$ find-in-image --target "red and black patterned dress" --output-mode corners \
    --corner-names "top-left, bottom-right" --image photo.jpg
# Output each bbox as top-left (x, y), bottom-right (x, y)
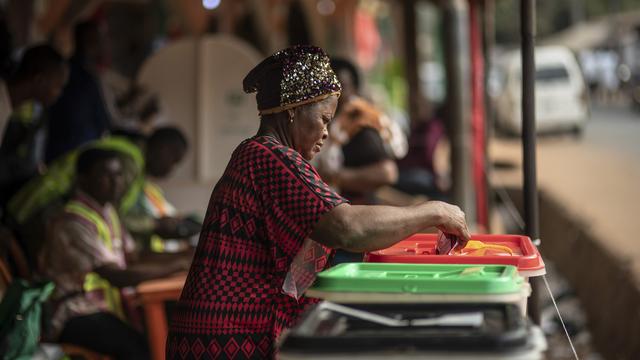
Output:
top-left (167, 136), bottom-right (347, 359)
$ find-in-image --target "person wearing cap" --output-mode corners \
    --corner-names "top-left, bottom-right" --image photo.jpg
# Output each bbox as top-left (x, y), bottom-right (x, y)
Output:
top-left (166, 45), bottom-right (470, 359)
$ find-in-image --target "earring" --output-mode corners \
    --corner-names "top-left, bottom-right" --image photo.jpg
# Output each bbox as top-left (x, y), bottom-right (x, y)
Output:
top-left (289, 117), bottom-right (294, 123)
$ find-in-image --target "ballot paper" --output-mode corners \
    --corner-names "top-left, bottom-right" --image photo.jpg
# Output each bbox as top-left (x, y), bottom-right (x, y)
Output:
top-left (436, 231), bottom-right (461, 255)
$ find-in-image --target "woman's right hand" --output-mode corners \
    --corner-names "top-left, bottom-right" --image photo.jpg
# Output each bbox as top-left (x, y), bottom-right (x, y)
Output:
top-left (313, 200), bottom-right (472, 253)
top-left (429, 201), bottom-right (471, 246)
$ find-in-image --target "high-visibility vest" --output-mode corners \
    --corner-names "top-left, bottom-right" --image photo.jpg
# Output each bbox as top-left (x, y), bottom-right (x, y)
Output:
top-left (64, 200), bottom-right (126, 320)
top-left (143, 181), bottom-right (175, 218)
top-left (142, 181), bottom-right (176, 252)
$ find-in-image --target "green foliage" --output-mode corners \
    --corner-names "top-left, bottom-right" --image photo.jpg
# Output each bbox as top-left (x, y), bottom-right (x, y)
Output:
top-left (370, 58), bottom-right (408, 111)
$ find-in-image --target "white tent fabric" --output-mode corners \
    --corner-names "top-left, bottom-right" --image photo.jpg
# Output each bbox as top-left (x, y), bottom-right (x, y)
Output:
top-left (137, 35), bottom-right (262, 212)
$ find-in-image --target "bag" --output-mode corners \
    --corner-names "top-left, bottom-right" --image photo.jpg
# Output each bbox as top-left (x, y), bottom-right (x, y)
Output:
top-left (282, 238), bottom-right (332, 300)
top-left (0, 279), bottom-right (55, 360)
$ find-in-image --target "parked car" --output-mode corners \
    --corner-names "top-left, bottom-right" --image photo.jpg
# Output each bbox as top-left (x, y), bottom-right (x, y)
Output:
top-left (493, 46), bottom-right (590, 136)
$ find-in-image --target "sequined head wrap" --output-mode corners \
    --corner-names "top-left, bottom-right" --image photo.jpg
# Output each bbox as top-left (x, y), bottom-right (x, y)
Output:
top-left (243, 45), bottom-right (342, 115)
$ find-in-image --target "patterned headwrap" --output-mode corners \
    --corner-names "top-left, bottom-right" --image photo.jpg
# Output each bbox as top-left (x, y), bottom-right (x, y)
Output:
top-left (243, 45), bottom-right (342, 115)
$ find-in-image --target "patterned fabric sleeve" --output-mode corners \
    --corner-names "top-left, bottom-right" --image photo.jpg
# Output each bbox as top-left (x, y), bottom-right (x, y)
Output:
top-left (166, 138), bottom-right (347, 359)
top-left (252, 137), bottom-right (348, 299)
top-left (253, 138), bottom-right (348, 252)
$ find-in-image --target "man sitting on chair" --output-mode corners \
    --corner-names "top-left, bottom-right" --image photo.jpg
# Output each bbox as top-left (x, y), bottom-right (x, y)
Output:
top-left (40, 148), bottom-right (191, 359)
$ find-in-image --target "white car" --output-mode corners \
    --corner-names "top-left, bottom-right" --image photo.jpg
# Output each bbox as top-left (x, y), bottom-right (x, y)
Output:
top-left (493, 46), bottom-right (590, 136)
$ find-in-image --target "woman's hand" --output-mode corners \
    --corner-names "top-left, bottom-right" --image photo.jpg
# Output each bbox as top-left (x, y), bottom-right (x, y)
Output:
top-left (313, 200), bottom-right (471, 253)
top-left (429, 201), bottom-right (471, 247)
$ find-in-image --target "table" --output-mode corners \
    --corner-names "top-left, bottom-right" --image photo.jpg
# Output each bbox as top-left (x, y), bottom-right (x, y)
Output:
top-left (136, 272), bottom-right (187, 360)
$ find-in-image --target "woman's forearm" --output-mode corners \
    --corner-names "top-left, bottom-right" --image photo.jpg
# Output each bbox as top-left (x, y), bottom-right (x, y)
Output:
top-left (95, 253), bottom-right (191, 288)
top-left (312, 201), bottom-right (452, 252)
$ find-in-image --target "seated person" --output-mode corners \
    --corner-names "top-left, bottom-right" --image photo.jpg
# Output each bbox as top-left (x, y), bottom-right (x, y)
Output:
top-left (7, 126), bottom-right (200, 260)
top-left (45, 21), bottom-right (111, 164)
top-left (120, 126), bottom-right (201, 252)
top-left (396, 100), bottom-right (450, 201)
top-left (0, 44), bottom-right (68, 210)
top-left (317, 58), bottom-right (406, 263)
top-left (39, 148), bottom-right (191, 359)
top-left (318, 58), bottom-right (404, 205)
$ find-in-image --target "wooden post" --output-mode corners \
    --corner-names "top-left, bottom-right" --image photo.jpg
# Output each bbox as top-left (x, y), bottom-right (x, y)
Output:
top-left (443, 0), bottom-right (475, 221)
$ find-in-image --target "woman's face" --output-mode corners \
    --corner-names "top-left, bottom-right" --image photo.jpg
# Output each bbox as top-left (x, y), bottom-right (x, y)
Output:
top-left (290, 95), bottom-right (338, 160)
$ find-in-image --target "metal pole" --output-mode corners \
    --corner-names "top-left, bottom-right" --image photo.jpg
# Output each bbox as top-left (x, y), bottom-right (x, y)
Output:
top-left (444, 0), bottom-right (475, 221)
top-left (402, 0), bottom-right (419, 125)
top-left (483, 0), bottom-right (496, 232)
top-left (483, 0), bottom-right (496, 141)
top-left (520, 0), bottom-right (541, 325)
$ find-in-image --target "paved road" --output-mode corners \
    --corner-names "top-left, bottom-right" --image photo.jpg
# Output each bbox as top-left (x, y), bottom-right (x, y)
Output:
top-left (491, 103), bottom-right (640, 360)
top-left (584, 105), bottom-right (640, 159)
top-left (490, 103), bottom-right (640, 277)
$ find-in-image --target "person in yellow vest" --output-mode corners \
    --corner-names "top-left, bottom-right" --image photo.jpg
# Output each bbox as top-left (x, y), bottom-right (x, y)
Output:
top-left (40, 148), bottom-right (191, 359)
top-left (8, 127), bottom-right (198, 262)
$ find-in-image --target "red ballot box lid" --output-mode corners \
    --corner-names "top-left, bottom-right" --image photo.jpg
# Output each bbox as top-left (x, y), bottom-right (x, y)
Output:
top-left (364, 233), bottom-right (545, 277)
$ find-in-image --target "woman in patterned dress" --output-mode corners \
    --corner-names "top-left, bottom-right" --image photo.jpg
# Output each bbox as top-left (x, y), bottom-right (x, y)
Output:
top-left (166, 45), bottom-right (470, 360)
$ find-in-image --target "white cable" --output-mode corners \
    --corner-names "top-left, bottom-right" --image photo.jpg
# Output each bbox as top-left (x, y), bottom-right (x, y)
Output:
top-left (542, 275), bottom-right (580, 360)
top-left (489, 153), bottom-right (578, 359)
top-left (494, 186), bottom-right (526, 230)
